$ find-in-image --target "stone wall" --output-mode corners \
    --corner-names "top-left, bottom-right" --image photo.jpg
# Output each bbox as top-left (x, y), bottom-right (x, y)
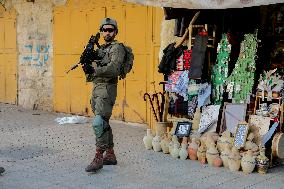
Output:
top-left (3, 0), bottom-right (66, 111)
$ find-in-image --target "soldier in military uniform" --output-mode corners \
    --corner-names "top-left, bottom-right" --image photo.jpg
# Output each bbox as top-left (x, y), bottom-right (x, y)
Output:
top-left (82, 18), bottom-right (126, 173)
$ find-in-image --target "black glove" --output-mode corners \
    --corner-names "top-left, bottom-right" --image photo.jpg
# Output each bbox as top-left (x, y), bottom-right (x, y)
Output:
top-left (82, 63), bottom-right (94, 74)
top-left (89, 32), bottom-right (100, 45)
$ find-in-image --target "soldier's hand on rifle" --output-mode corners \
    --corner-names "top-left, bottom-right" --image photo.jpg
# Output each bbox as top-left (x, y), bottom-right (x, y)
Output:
top-left (89, 32), bottom-right (100, 46)
top-left (82, 63), bottom-right (94, 74)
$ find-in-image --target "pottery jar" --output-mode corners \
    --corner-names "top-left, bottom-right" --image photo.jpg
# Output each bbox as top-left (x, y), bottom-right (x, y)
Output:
top-left (172, 135), bottom-right (180, 148)
top-left (171, 143), bottom-right (180, 159)
top-left (152, 134), bottom-right (162, 152)
top-left (228, 146), bottom-right (241, 172)
top-left (160, 133), bottom-right (170, 154)
top-left (217, 131), bottom-right (231, 152)
top-left (244, 133), bottom-right (258, 153)
top-left (197, 140), bottom-right (207, 164)
top-left (206, 143), bottom-right (219, 166)
top-left (155, 122), bottom-right (168, 137)
top-left (220, 144), bottom-right (231, 168)
top-left (188, 138), bottom-right (199, 160)
top-left (206, 143), bottom-right (219, 165)
top-left (213, 156), bottom-right (223, 167)
top-left (241, 150), bottom-right (256, 174)
top-left (179, 143), bottom-right (188, 160)
top-left (256, 147), bottom-right (269, 174)
top-left (143, 129), bottom-right (153, 150)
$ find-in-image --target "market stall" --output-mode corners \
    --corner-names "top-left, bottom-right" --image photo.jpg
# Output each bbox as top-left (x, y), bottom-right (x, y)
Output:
top-left (141, 2), bottom-right (284, 174)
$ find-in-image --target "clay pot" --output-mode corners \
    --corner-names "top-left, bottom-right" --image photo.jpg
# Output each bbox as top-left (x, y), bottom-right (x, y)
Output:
top-left (155, 122), bottom-right (168, 137)
top-left (170, 135), bottom-right (180, 156)
top-left (199, 157), bottom-right (206, 164)
top-left (220, 144), bottom-right (231, 169)
top-left (256, 147), bottom-right (269, 174)
top-left (228, 147), bottom-right (241, 172)
top-left (241, 150), bottom-right (256, 174)
top-left (179, 143), bottom-right (188, 160)
top-left (152, 134), bottom-right (161, 152)
top-left (160, 133), bottom-right (170, 154)
top-left (213, 156), bottom-right (223, 167)
top-left (217, 131), bottom-right (231, 152)
top-left (197, 140), bottom-right (207, 164)
top-left (244, 133), bottom-right (258, 153)
top-left (206, 143), bottom-right (219, 166)
top-left (143, 129), bottom-right (153, 150)
top-left (188, 138), bottom-right (199, 160)
top-left (171, 143), bottom-right (180, 159)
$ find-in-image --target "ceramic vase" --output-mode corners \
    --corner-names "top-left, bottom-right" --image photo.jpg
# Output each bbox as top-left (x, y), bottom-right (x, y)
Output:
top-left (179, 143), bottom-right (188, 160)
top-left (256, 147), bottom-right (269, 174)
top-left (206, 143), bottom-right (219, 166)
top-left (155, 122), bottom-right (168, 137)
top-left (217, 131), bottom-right (231, 152)
top-left (172, 135), bottom-right (180, 149)
top-left (213, 156), bottom-right (223, 167)
top-left (228, 146), bottom-right (241, 172)
top-left (169, 135), bottom-right (179, 155)
top-left (160, 133), bottom-right (170, 154)
top-left (152, 133), bottom-right (162, 152)
top-left (244, 133), bottom-right (258, 153)
top-left (241, 150), bottom-right (256, 174)
top-left (188, 138), bottom-right (199, 160)
top-left (197, 140), bottom-right (207, 164)
top-left (171, 143), bottom-right (180, 159)
top-left (220, 144), bottom-right (231, 168)
top-left (143, 129), bottom-right (153, 150)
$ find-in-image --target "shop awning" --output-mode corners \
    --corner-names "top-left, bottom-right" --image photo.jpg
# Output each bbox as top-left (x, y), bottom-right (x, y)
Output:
top-left (124, 0), bottom-right (284, 9)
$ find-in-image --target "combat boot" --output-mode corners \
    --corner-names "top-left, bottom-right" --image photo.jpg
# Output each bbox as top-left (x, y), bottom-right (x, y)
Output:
top-left (103, 148), bottom-right (117, 165)
top-left (85, 149), bottom-right (104, 172)
top-left (0, 167), bottom-right (5, 174)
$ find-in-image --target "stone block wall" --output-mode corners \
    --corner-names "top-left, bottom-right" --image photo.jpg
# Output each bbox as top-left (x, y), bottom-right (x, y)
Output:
top-left (4, 0), bottom-right (66, 111)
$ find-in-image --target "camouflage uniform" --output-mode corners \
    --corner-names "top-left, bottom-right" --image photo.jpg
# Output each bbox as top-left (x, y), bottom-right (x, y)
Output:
top-left (85, 40), bottom-right (125, 151)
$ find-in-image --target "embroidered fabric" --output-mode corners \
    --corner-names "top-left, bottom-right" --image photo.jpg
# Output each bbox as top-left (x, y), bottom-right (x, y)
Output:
top-left (188, 95), bottom-right (198, 118)
top-left (197, 83), bottom-right (211, 108)
top-left (183, 49), bottom-right (192, 70)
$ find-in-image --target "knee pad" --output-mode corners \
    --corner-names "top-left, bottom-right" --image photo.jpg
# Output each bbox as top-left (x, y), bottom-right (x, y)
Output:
top-left (92, 115), bottom-right (110, 137)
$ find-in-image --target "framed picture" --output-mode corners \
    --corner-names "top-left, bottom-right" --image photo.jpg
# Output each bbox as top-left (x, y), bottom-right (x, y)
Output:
top-left (174, 121), bottom-right (192, 137)
top-left (234, 122), bottom-right (249, 149)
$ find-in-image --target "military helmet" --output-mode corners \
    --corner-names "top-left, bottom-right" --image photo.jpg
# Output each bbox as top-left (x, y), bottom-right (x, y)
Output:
top-left (100, 18), bottom-right (118, 31)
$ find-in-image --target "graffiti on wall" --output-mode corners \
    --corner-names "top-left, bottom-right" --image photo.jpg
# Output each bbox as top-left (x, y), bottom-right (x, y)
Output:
top-left (22, 42), bottom-right (50, 67)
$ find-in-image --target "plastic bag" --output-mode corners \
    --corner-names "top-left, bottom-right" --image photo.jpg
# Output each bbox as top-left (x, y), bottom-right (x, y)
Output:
top-left (55, 116), bottom-right (89, 125)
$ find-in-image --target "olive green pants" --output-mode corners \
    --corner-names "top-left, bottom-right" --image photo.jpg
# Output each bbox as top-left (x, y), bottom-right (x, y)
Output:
top-left (91, 83), bottom-right (117, 151)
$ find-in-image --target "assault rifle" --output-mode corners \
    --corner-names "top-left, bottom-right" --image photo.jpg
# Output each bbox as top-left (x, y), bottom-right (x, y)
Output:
top-left (66, 32), bottom-right (101, 74)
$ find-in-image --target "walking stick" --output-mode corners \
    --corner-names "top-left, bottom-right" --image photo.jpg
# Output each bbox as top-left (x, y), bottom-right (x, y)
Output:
top-left (144, 93), bottom-right (158, 122)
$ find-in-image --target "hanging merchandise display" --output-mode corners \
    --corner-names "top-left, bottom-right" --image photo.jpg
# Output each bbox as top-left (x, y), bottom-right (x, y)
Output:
top-left (189, 34), bottom-right (209, 79)
top-left (165, 71), bottom-right (189, 100)
top-left (257, 68), bottom-right (284, 101)
top-left (158, 43), bottom-right (184, 75)
top-left (144, 7), bottom-right (284, 175)
top-left (226, 33), bottom-right (258, 103)
top-left (183, 49), bottom-right (192, 70)
top-left (212, 34), bottom-right (231, 105)
top-left (197, 83), bottom-right (211, 108)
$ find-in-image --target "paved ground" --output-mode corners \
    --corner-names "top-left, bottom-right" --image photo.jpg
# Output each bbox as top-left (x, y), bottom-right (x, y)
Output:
top-left (0, 103), bottom-right (283, 189)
